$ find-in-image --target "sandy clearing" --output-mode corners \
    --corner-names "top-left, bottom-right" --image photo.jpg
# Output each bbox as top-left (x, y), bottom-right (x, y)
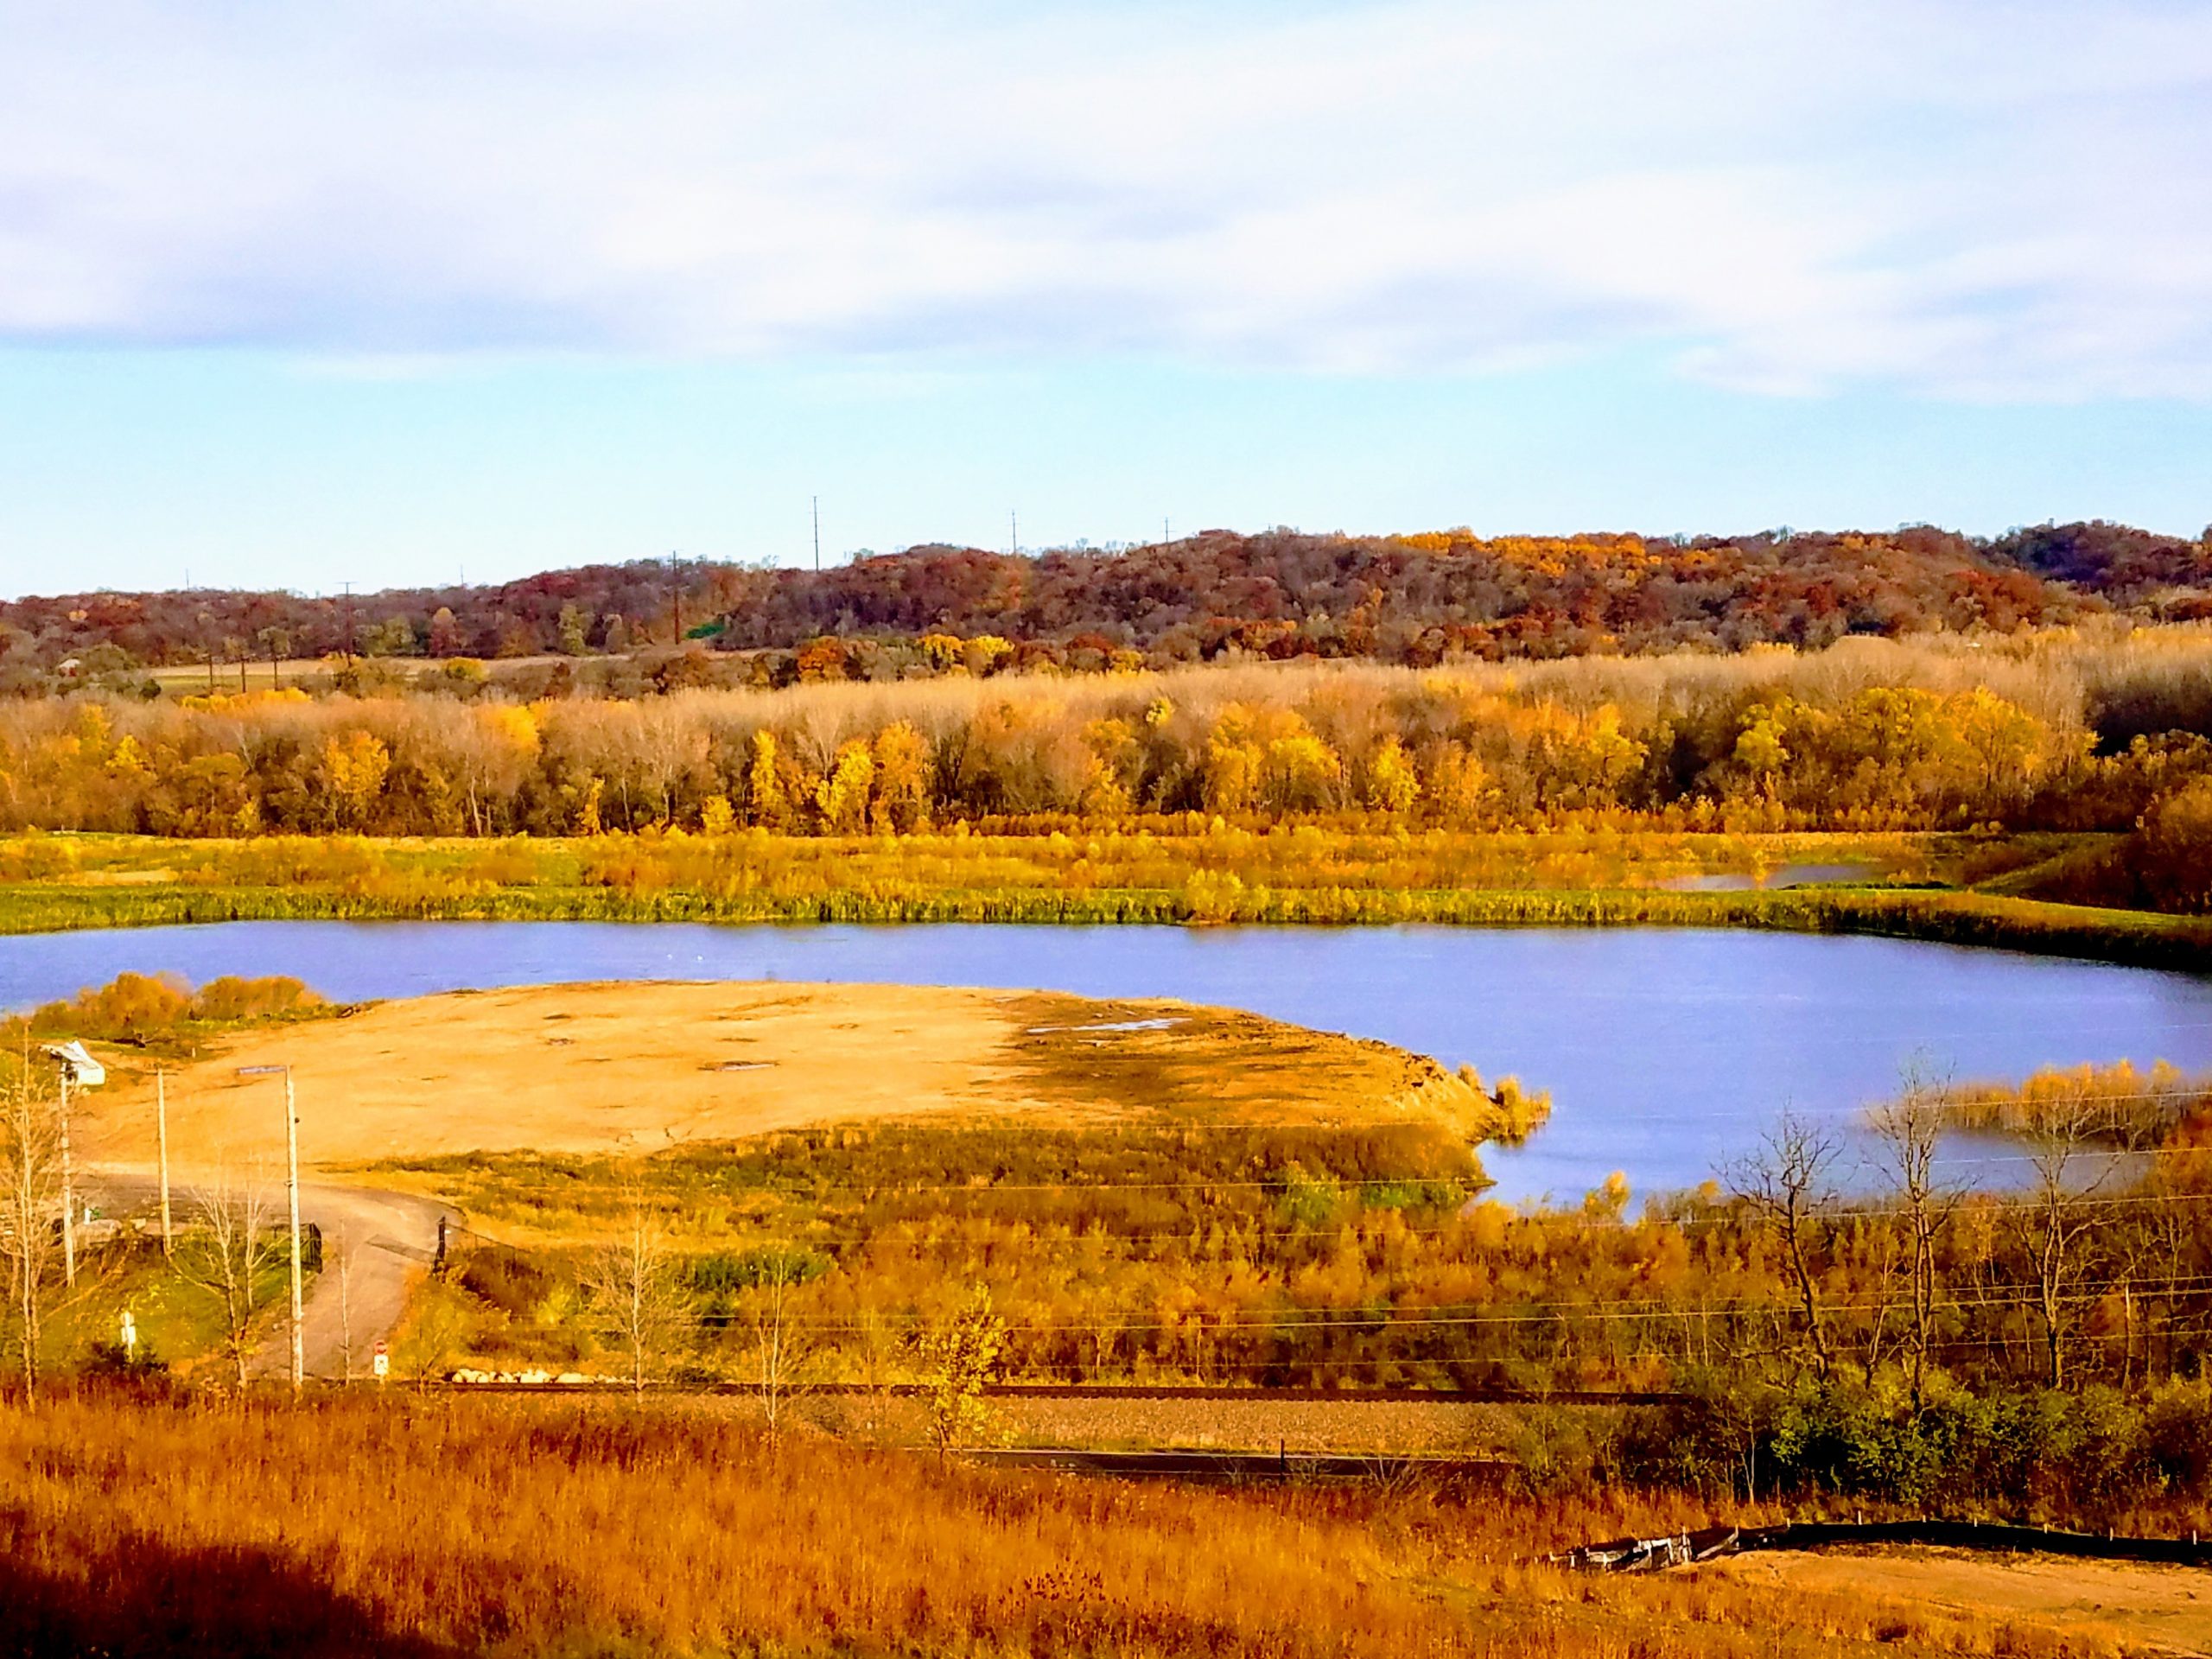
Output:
top-left (73, 980), bottom-right (1440, 1171)
top-left (1701, 1547), bottom-right (2212, 1654)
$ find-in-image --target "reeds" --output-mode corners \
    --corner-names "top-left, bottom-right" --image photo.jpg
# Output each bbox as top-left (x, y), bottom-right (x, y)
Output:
top-left (6, 857), bottom-right (2209, 974)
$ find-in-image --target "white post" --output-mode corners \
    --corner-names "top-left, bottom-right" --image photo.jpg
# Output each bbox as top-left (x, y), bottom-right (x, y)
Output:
top-left (58, 1069), bottom-right (75, 1287)
top-left (156, 1066), bottom-right (173, 1257)
top-left (285, 1068), bottom-right (303, 1391)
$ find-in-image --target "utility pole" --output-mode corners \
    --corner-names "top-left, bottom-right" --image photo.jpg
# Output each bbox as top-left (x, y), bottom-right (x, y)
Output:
top-left (156, 1066), bottom-right (173, 1257)
top-left (812, 496), bottom-right (821, 573)
top-left (57, 1068), bottom-right (74, 1287)
top-left (286, 1066), bottom-right (302, 1390)
top-left (1164, 517), bottom-right (1171, 544)
top-left (340, 582), bottom-right (355, 670)
top-left (669, 552), bottom-right (683, 643)
top-left (239, 1064), bottom-right (305, 1389)
top-left (337, 1226), bottom-right (352, 1381)
top-left (1010, 510), bottom-right (1018, 556)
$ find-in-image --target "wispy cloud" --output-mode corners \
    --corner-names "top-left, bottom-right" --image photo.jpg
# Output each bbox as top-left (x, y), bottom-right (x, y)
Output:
top-left (3, 0), bottom-right (2209, 398)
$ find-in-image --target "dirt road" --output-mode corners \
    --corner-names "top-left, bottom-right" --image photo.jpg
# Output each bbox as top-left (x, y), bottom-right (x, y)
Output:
top-left (1703, 1548), bottom-right (2212, 1655)
top-left (82, 1170), bottom-right (454, 1381)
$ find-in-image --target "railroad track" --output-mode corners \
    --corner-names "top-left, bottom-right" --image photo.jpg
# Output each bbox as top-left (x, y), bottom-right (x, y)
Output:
top-left (420, 1379), bottom-right (1681, 1404)
top-left (971, 1448), bottom-right (1517, 1483)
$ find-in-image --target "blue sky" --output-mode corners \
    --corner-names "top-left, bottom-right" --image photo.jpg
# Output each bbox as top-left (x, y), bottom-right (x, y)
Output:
top-left (3, 1), bottom-right (2209, 597)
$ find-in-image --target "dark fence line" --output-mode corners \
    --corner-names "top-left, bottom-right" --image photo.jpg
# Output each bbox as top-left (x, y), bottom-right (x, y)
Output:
top-left (1744, 1520), bottom-right (2212, 1568)
top-left (1552, 1520), bottom-right (2212, 1573)
top-left (970, 1448), bottom-right (1515, 1484)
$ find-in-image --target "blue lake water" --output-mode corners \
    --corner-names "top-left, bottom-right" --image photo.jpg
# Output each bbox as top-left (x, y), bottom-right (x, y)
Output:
top-left (6, 921), bottom-right (2209, 1202)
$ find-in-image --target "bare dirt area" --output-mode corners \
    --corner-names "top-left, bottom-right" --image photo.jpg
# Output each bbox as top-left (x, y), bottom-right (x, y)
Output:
top-left (74, 980), bottom-right (1457, 1171)
top-left (1701, 1548), bottom-right (2212, 1655)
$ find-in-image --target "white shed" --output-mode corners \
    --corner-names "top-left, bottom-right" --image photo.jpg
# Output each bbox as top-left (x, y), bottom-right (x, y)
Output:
top-left (41, 1041), bottom-right (105, 1087)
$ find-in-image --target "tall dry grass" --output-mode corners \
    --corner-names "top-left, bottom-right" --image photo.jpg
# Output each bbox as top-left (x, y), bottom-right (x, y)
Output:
top-left (0, 1388), bottom-right (2074, 1658)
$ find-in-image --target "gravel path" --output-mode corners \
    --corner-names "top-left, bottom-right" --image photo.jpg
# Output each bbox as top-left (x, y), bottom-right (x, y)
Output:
top-left (82, 1168), bottom-right (455, 1380)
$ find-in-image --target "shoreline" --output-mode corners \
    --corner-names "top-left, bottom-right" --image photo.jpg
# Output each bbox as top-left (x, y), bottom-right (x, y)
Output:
top-left (4, 878), bottom-right (2209, 972)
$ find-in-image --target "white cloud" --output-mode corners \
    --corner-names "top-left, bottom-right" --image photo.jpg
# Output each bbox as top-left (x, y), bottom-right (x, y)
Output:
top-left (2, 0), bottom-right (2209, 397)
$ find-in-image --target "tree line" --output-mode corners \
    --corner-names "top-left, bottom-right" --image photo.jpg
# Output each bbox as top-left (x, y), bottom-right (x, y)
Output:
top-left (7, 520), bottom-right (2211, 688)
top-left (7, 641), bottom-right (2212, 906)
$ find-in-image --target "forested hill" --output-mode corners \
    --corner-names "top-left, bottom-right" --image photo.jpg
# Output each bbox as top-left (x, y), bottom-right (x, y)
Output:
top-left (8, 519), bottom-right (2209, 675)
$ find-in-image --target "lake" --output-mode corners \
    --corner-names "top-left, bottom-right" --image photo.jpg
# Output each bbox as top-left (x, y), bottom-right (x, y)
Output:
top-left (6, 920), bottom-right (2209, 1201)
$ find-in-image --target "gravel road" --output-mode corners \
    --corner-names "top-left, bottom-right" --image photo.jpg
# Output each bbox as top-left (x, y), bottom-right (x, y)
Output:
top-left (81, 1168), bottom-right (455, 1381)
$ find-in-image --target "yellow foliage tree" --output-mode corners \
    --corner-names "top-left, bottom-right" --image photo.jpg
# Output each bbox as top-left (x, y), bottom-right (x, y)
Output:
top-left (1732, 707), bottom-right (1791, 797)
top-left (1425, 743), bottom-right (1497, 827)
top-left (747, 730), bottom-right (789, 829)
top-left (320, 731), bottom-right (391, 830)
top-left (486, 702), bottom-right (541, 755)
top-left (872, 722), bottom-right (931, 832)
top-left (1262, 731), bottom-right (1342, 814)
top-left (105, 734), bottom-right (150, 779)
top-left (963, 637), bottom-right (1014, 677)
top-left (815, 740), bottom-right (875, 833)
top-left (1202, 707), bottom-right (1264, 815)
top-left (1362, 736), bottom-right (1421, 815)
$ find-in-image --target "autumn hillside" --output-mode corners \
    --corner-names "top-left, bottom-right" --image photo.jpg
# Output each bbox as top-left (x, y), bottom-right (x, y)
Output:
top-left (9, 519), bottom-right (2212, 684)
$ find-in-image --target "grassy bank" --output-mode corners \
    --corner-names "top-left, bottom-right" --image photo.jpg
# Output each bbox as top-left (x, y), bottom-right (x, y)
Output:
top-left (5, 868), bottom-right (2211, 972)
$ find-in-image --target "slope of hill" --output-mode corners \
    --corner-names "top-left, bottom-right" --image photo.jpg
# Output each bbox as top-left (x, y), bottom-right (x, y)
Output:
top-left (5, 521), bottom-right (2209, 680)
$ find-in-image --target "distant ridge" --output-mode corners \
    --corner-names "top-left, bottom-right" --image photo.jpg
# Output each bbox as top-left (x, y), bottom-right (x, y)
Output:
top-left (6, 520), bottom-right (2209, 672)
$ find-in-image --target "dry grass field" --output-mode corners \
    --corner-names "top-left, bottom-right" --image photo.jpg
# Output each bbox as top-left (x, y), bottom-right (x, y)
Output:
top-left (1702, 1548), bottom-right (2212, 1656)
top-left (0, 1388), bottom-right (2102, 1659)
top-left (76, 980), bottom-right (1471, 1170)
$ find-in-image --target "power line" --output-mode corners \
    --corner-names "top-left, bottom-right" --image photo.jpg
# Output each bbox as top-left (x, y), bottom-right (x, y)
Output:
top-left (442, 1145), bottom-right (2212, 1205)
top-left (442, 1175), bottom-right (2212, 1272)
top-left (683, 1277), bottom-right (2212, 1334)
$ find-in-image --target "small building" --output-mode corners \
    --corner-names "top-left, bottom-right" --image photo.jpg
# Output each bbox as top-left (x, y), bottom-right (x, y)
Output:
top-left (41, 1040), bottom-right (105, 1088)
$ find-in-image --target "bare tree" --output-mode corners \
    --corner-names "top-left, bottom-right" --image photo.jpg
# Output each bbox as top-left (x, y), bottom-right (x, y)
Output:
top-left (849, 1306), bottom-right (905, 1445)
top-left (1725, 1109), bottom-right (1841, 1378)
top-left (174, 1163), bottom-right (279, 1390)
top-left (581, 1183), bottom-right (692, 1394)
top-left (747, 1253), bottom-right (820, 1434)
top-left (2016, 1095), bottom-right (2113, 1389)
top-left (1870, 1070), bottom-right (1962, 1412)
top-left (2140, 1150), bottom-right (2202, 1384)
top-left (0, 1048), bottom-right (66, 1402)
